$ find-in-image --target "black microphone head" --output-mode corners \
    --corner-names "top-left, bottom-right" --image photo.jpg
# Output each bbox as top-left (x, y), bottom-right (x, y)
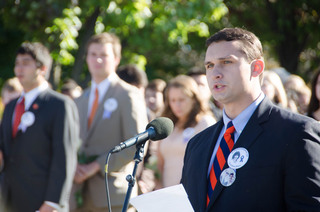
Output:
top-left (146, 117), bottom-right (174, 141)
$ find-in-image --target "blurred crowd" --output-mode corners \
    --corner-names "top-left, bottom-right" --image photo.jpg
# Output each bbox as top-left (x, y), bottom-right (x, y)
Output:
top-left (0, 31), bottom-right (320, 212)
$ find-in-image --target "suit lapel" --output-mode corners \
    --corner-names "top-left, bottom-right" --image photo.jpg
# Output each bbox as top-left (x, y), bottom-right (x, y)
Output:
top-left (28, 89), bottom-right (47, 113)
top-left (234, 98), bottom-right (271, 150)
top-left (197, 121), bottom-right (223, 211)
top-left (6, 100), bottom-right (17, 136)
top-left (207, 98), bottom-right (272, 210)
top-left (206, 120), bottom-right (229, 210)
top-left (79, 89), bottom-right (90, 135)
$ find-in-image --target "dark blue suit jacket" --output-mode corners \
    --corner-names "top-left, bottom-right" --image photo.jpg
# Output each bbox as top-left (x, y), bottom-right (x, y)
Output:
top-left (0, 89), bottom-right (80, 212)
top-left (181, 98), bottom-right (320, 212)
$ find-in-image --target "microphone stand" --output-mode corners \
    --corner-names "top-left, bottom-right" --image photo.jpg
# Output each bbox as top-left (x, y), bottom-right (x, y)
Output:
top-left (122, 142), bottom-right (145, 212)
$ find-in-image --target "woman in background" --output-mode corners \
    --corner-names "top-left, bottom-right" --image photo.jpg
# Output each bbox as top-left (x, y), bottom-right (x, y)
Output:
top-left (1, 77), bottom-right (23, 106)
top-left (0, 77), bottom-right (23, 121)
top-left (285, 74), bottom-right (311, 114)
top-left (261, 71), bottom-right (288, 108)
top-left (307, 68), bottom-right (320, 121)
top-left (157, 75), bottom-right (216, 188)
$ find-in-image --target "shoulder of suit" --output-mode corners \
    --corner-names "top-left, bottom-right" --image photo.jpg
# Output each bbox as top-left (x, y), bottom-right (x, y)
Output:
top-left (6, 97), bottom-right (19, 108)
top-left (199, 114), bottom-right (217, 125)
top-left (188, 122), bottom-right (219, 145)
top-left (264, 104), bottom-right (320, 134)
top-left (2, 98), bottom-right (18, 117)
top-left (43, 88), bottom-right (69, 100)
top-left (184, 126), bottom-right (214, 155)
top-left (40, 89), bottom-right (75, 108)
top-left (115, 78), bottom-right (141, 94)
top-left (74, 88), bottom-right (90, 103)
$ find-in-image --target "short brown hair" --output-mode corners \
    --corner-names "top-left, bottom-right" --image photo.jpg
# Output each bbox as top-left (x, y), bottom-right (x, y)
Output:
top-left (206, 27), bottom-right (263, 62)
top-left (146, 79), bottom-right (167, 92)
top-left (117, 64), bottom-right (148, 88)
top-left (17, 42), bottom-right (52, 80)
top-left (86, 32), bottom-right (122, 59)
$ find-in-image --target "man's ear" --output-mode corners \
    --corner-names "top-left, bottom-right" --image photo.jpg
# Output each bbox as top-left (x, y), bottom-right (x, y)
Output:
top-left (38, 65), bottom-right (48, 78)
top-left (251, 59), bottom-right (264, 77)
top-left (115, 57), bottom-right (121, 67)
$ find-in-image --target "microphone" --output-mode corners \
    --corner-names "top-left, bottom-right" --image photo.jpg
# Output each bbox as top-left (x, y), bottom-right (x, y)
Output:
top-left (111, 117), bottom-right (174, 153)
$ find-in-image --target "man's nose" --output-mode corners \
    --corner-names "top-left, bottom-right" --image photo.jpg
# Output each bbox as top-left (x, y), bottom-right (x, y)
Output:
top-left (210, 67), bottom-right (222, 79)
top-left (96, 58), bottom-right (103, 63)
top-left (149, 97), bottom-right (156, 103)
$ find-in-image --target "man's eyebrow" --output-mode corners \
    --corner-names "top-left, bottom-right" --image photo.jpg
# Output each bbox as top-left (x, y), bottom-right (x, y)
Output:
top-left (217, 56), bottom-right (233, 60)
top-left (204, 61), bottom-right (212, 66)
top-left (204, 56), bottom-right (234, 65)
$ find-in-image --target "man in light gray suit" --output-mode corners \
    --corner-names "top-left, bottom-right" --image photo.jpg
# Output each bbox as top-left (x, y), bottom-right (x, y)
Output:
top-left (70, 32), bottom-right (148, 212)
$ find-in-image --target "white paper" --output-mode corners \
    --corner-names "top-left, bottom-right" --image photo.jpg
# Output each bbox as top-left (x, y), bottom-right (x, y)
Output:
top-left (130, 184), bottom-right (194, 212)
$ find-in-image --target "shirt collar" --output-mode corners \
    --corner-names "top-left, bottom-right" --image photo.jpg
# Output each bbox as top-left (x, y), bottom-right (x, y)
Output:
top-left (222, 93), bottom-right (265, 134)
top-left (90, 73), bottom-right (116, 102)
top-left (20, 81), bottom-right (49, 110)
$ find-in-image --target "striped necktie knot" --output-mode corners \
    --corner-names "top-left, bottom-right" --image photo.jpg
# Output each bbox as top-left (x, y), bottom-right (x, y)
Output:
top-left (224, 121), bottom-right (235, 150)
top-left (226, 121), bottom-right (235, 134)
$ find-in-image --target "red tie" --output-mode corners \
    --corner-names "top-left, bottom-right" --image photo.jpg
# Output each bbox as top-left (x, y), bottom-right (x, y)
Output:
top-left (88, 88), bottom-right (99, 128)
top-left (12, 97), bottom-right (25, 138)
top-left (207, 121), bottom-right (235, 206)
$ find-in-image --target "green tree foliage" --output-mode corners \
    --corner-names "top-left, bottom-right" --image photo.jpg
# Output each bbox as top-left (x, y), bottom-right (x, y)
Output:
top-left (66, 0), bottom-right (228, 85)
top-left (225, 0), bottom-right (320, 78)
top-left (0, 0), bottom-right (72, 86)
top-left (0, 0), bottom-right (228, 88)
top-left (1, 0), bottom-right (319, 89)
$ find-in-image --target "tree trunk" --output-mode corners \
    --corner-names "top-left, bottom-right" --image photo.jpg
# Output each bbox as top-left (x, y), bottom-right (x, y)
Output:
top-left (72, 7), bottom-right (101, 87)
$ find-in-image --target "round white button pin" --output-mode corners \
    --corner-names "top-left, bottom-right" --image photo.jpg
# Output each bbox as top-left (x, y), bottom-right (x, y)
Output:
top-left (227, 147), bottom-right (249, 169)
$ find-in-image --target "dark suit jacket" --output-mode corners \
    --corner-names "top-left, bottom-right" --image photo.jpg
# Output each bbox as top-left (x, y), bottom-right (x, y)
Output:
top-left (181, 98), bottom-right (320, 212)
top-left (0, 88), bottom-right (80, 212)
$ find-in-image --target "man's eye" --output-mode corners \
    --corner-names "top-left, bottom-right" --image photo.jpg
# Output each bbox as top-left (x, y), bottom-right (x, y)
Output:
top-left (223, 60), bottom-right (232, 64)
top-left (206, 64), bottom-right (214, 69)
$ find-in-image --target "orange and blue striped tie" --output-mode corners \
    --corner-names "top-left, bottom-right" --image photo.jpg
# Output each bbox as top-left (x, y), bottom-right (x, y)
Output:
top-left (207, 121), bottom-right (235, 206)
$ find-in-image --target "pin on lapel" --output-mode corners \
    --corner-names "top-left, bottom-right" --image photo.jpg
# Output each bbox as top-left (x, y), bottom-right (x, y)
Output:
top-left (32, 103), bottom-right (39, 110)
top-left (20, 111), bottom-right (35, 132)
top-left (103, 98), bottom-right (118, 119)
top-left (227, 147), bottom-right (249, 170)
top-left (220, 168), bottom-right (236, 187)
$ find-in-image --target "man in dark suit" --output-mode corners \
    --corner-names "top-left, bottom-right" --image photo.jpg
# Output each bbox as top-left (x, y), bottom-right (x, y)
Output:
top-left (181, 27), bottom-right (320, 212)
top-left (0, 42), bottom-right (80, 212)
